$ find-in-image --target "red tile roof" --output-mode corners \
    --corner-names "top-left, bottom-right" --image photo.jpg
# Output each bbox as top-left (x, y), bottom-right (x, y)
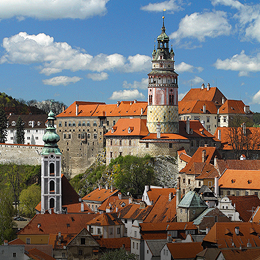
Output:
top-left (119, 204), bottom-right (153, 220)
top-left (195, 163), bottom-right (219, 179)
top-left (82, 188), bottom-right (119, 203)
top-left (219, 169), bottom-right (260, 190)
top-left (98, 195), bottom-right (130, 212)
top-left (203, 222), bottom-right (260, 248)
top-left (25, 248), bottom-right (55, 260)
top-left (8, 238), bottom-right (26, 245)
top-left (97, 237), bottom-right (131, 251)
top-left (105, 118), bottom-right (149, 137)
top-left (48, 233), bottom-right (75, 249)
top-left (178, 148), bottom-right (191, 163)
top-left (219, 100), bottom-right (252, 115)
top-left (167, 242), bottom-right (203, 259)
top-left (141, 133), bottom-right (188, 141)
top-left (140, 222), bottom-right (197, 232)
top-left (147, 187), bottom-right (176, 205)
top-left (86, 213), bottom-right (123, 226)
top-left (227, 195), bottom-right (260, 222)
top-left (179, 100), bottom-right (218, 114)
top-left (220, 247), bottom-right (260, 260)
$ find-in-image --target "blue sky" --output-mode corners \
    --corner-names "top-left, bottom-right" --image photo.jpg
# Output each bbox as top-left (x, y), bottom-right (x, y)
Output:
top-left (1, 0), bottom-right (260, 112)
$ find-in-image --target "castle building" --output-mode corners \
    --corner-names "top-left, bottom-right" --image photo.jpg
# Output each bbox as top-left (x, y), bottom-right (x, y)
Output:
top-left (41, 110), bottom-right (62, 214)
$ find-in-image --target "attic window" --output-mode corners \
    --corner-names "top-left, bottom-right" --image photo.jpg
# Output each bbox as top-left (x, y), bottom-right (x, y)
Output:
top-left (111, 127), bottom-right (117, 133)
top-left (248, 180), bottom-right (252, 184)
top-left (128, 127), bottom-right (134, 133)
top-left (12, 121), bottom-right (16, 126)
top-left (231, 179), bottom-right (236, 183)
top-left (37, 121), bottom-right (41, 126)
top-left (231, 107), bottom-right (234, 110)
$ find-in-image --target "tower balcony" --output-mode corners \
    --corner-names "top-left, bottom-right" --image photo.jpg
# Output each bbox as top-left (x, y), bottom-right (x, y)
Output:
top-left (148, 83), bottom-right (177, 88)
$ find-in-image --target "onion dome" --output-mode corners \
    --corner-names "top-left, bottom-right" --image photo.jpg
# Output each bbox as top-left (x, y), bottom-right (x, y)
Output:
top-left (41, 110), bottom-right (61, 155)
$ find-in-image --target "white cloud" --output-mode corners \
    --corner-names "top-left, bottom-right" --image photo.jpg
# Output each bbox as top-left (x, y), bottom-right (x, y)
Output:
top-left (189, 76), bottom-right (204, 85)
top-left (0, 32), bottom-right (151, 75)
top-left (0, 0), bottom-right (109, 20)
top-left (175, 62), bottom-right (203, 73)
top-left (109, 89), bottom-right (145, 100)
top-left (141, 0), bottom-right (182, 12)
top-left (252, 90), bottom-right (260, 104)
top-left (42, 76), bottom-right (82, 86)
top-left (87, 72), bottom-right (108, 81)
top-left (178, 92), bottom-right (187, 101)
top-left (123, 78), bottom-right (148, 90)
top-left (214, 50), bottom-right (260, 76)
top-left (211, 0), bottom-right (243, 10)
top-left (170, 11), bottom-right (231, 42)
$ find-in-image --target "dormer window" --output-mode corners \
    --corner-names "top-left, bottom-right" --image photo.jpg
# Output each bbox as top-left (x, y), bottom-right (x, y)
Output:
top-left (128, 127), bottom-right (134, 133)
top-left (111, 127), bottom-right (117, 133)
top-left (12, 121), bottom-right (16, 126)
top-left (37, 121), bottom-right (41, 126)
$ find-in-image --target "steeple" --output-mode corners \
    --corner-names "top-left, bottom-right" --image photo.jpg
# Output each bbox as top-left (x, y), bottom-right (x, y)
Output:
top-left (41, 109), bottom-right (62, 214)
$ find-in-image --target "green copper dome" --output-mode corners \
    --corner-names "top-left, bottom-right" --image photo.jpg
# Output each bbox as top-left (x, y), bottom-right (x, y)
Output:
top-left (41, 110), bottom-right (61, 155)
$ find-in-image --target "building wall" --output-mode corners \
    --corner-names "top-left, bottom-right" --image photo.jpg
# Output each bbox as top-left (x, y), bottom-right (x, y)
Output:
top-left (18, 234), bottom-right (49, 244)
top-left (220, 188), bottom-right (260, 198)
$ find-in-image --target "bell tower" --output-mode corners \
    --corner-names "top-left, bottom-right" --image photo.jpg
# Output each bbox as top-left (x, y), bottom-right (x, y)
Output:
top-left (41, 109), bottom-right (62, 214)
top-left (147, 16), bottom-right (179, 134)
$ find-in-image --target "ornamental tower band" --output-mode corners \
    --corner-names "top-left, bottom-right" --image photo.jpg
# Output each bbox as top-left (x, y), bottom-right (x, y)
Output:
top-left (147, 16), bottom-right (179, 134)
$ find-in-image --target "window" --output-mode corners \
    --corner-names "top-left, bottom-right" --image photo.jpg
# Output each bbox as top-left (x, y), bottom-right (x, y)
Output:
top-left (149, 95), bottom-right (153, 105)
top-left (110, 140), bottom-right (112, 145)
top-left (169, 94), bottom-right (174, 105)
top-left (78, 121), bottom-right (81, 126)
top-left (27, 130), bottom-right (30, 133)
top-left (68, 134), bottom-right (71, 139)
top-left (137, 243), bottom-right (138, 250)
top-left (119, 140), bottom-right (122, 146)
top-left (13, 253), bottom-right (16, 257)
top-left (188, 179), bottom-right (190, 185)
top-left (183, 178), bottom-right (185, 184)
top-left (134, 231), bottom-right (137, 237)
top-left (245, 191), bottom-right (249, 196)
top-left (109, 228), bottom-right (113, 235)
top-left (78, 250), bottom-right (82, 256)
top-left (65, 121), bottom-right (67, 127)
top-left (87, 133), bottom-right (91, 139)
top-left (223, 116), bottom-right (227, 123)
top-left (72, 121), bottom-right (76, 126)
top-left (119, 152), bottom-right (122, 156)
top-left (236, 191), bottom-right (240, 196)
top-left (93, 121), bottom-right (97, 126)
top-left (49, 163), bottom-right (54, 175)
top-left (113, 120), bottom-right (116, 126)
top-left (98, 228), bottom-right (101, 234)
top-left (68, 121), bottom-right (71, 126)
top-left (110, 152), bottom-right (113, 158)
top-left (133, 242), bottom-right (135, 249)
top-left (62, 253), bottom-right (65, 258)
top-left (169, 143), bottom-right (172, 148)
top-left (146, 143), bottom-right (149, 148)
top-left (107, 121), bottom-right (109, 126)
top-left (59, 122), bottom-right (62, 127)
top-left (10, 137), bottom-right (13, 140)
top-left (129, 140), bottom-right (131, 146)
top-left (94, 134), bottom-right (97, 139)
top-left (255, 192), bottom-right (258, 196)
top-left (81, 238), bottom-right (85, 245)
top-left (90, 227), bottom-right (93, 233)
top-left (82, 121), bottom-right (86, 126)
top-left (27, 137), bottom-right (30, 140)
top-left (207, 116), bottom-right (210, 123)
top-left (117, 227), bottom-right (120, 234)
top-left (26, 238), bottom-right (31, 244)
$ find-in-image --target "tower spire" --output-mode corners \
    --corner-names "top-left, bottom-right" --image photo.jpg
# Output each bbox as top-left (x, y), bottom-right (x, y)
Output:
top-left (162, 9), bottom-right (166, 32)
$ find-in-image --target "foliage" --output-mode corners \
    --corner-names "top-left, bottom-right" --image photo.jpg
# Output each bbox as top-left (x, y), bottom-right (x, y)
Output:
top-left (19, 184), bottom-right (41, 217)
top-left (0, 189), bottom-right (16, 244)
top-left (16, 116), bottom-right (25, 144)
top-left (253, 112), bottom-right (260, 126)
top-left (100, 248), bottom-right (138, 260)
top-left (0, 108), bottom-right (7, 143)
top-left (229, 114), bottom-right (253, 127)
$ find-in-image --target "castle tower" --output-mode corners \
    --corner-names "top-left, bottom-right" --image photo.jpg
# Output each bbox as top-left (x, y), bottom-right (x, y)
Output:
top-left (41, 110), bottom-right (62, 214)
top-left (147, 16), bottom-right (179, 134)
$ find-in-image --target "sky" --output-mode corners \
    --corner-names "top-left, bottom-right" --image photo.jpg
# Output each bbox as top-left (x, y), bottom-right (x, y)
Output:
top-left (1, 0), bottom-right (260, 112)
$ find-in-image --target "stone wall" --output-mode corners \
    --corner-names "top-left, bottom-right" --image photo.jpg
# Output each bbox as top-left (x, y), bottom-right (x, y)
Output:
top-left (0, 144), bottom-right (42, 165)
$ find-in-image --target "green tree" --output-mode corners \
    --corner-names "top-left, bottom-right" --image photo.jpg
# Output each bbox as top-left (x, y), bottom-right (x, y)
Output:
top-left (19, 184), bottom-right (41, 217)
top-left (100, 248), bottom-right (137, 260)
top-left (0, 108), bottom-right (7, 143)
top-left (0, 189), bottom-right (16, 243)
top-left (16, 116), bottom-right (25, 144)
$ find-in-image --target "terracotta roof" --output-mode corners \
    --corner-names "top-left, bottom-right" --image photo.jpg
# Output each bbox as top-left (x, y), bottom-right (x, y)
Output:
top-left (97, 237), bottom-right (131, 251)
top-left (144, 194), bottom-right (176, 223)
top-left (227, 195), bottom-right (260, 222)
top-left (167, 242), bottom-right (203, 259)
top-left (195, 164), bottom-right (219, 179)
top-left (82, 188), bottom-right (119, 203)
top-left (48, 233), bottom-right (76, 249)
top-left (219, 169), bottom-right (260, 190)
top-left (105, 118), bottom-right (149, 137)
top-left (7, 114), bottom-right (48, 129)
top-left (141, 133), bottom-right (188, 141)
top-left (147, 187), bottom-right (176, 204)
top-left (220, 247), bottom-right (260, 260)
top-left (140, 222), bottom-right (197, 232)
top-left (214, 127), bottom-right (260, 151)
top-left (119, 204), bottom-right (153, 220)
top-left (18, 213), bottom-right (97, 235)
top-left (180, 146), bottom-right (221, 173)
top-left (179, 100), bottom-right (218, 114)
top-left (203, 222), bottom-right (260, 248)
top-left (8, 238), bottom-right (26, 245)
top-left (219, 100), bottom-right (252, 115)
top-left (181, 86), bottom-right (226, 105)
top-left (178, 148), bottom-right (191, 163)
top-left (86, 213), bottom-right (123, 226)
top-left (98, 195), bottom-right (130, 212)
top-left (251, 206), bottom-right (260, 223)
top-left (25, 248), bottom-right (55, 260)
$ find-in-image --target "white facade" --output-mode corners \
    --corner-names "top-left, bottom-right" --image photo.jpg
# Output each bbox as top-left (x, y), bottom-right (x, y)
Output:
top-left (217, 197), bottom-right (240, 221)
top-left (160, 244), bottom-right (171, 260)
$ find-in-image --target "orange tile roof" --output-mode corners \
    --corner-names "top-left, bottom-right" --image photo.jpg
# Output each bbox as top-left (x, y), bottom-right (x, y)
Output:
top-left (220, 247), bottom-right (260, 260)
top-left (144, 195), bottom-right (176, 223)
top-left (48, 233), bottom-right (76, 249)
top-left (181, 87), bottom-right (226, 104)
top-left (86, 213), bottom-right (123, 226)
top-left (214, 127), bottom-right (260, 151)
top-left (179, 100), bottom-right (218, 114)
top-left (219, 169), bottom-right (260, 190)
top-left (195, 163), bottom-right (219, 179)
top-left (25, 248), bottom-right (56, 260)
top-left (219, 100), bottom-right (252, 114)
top-left (227, 195), bottom-right (260, 222)
top-left (105, 118), bottom-right (149, 137)
top-left (147, 187), bottom-right (176, 204)
top-left (8, 238), bottom-right (26, 245)
top-left (97, 237), bottom-right (131, 250)
top-left (141, 133), bottom-right (188, 141)
top-left (140, 222), bottom-right (197, 232)
top-left (98, 195), bottom-right (130, 212)
top-left (119, 204), bottom-right (153, 220)
top-left (203, 222), bottom-right (260, 248)
top-left (18, 213), bottom-right (97, 235)
top-left (167, 242), bottom-right (203, 259)
top-left (178, 148), bottom-right (191, 163)
top-left (251, 206), bottom-right (260, 222)
top-left (82, 188), bottom-right (119, 203)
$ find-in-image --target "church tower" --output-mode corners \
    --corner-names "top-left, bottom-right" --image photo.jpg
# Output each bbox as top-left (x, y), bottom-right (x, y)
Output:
top-left (41, 110), bottom-right (62, 214)
top-left (147, 16), bottom-right (179, 134)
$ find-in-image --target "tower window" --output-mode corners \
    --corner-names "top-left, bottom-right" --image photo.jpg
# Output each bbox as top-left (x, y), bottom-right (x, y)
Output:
top-left (149, 95), bottom-right (153, 105)
top-left (49, 163), bottom-right (54, 176)
top-left (50, 198), bottom-right (54, 208)
top-left (50, 181), bottom-right (55, 193)
top-left (169, 95), bottom-right (174, 105)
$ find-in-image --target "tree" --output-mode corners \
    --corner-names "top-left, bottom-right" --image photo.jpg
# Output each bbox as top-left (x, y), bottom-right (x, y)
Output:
top-left (19, 184), bottom-right (41, 217)
top-left (100, 248), bottom-right (137, 260)
top-left (16, 116), bottom-right (25, 144)
top-left (0, 189), bottom-right (16, 243)
top-left (0, 108), bottom-right (7, 143)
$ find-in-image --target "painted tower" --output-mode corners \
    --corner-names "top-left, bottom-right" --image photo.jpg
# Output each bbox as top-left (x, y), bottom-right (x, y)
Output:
top-left (147, 17), bottom-right (179, 134)
top-left (41, 110), bottom-right (62, 214)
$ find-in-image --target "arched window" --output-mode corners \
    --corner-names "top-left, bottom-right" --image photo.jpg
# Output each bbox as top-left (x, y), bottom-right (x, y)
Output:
top-left (49, 163), bottom-right (54, 175)
top-left (50, 180), bottom-right (55, 192)
top-left (50, 198), bottom-right (54, 208)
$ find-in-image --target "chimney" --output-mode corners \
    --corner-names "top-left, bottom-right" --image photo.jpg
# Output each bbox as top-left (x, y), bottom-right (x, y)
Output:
top-left (201, 83), bottom-right (205, 90)
top-left (76, 103), bottom-right (79, 116)
top-left (207, 83), bottom-right (210, 91)
top-left (214, 177), bottom-right (219, 197)
top-left (134, 99), bottom-right (137, 103)
top-left (81, 201), bottom-right (84, 212)
top-left (217, 129), bottom-right (221, 140)
top-left (118, 192), bottom-right (122, 200)
top-left (169, 192), bottom-right (172, 202)
top-left (62, 106), bottom-right (66, 112)
top-left (176, 177), bottom-right (181, 209)
top-left (214, 156), bottom-right (217, 167)
top-left (105, 185), bottom-right (108, 190)
top-left (32, 121), bottom-right (35, 128)
top-left (186, 118), bottom-right (190, 134)
top-left (241, 122), bottom-right (246, 135)
top-left (117, 101), bottom-right (120, 107)
top-left (201, 120), bottom-right (205, 128)
top-left (130, 101), bottom-right (133, 105)
top-left (37, 223), bottom-right (41, 229)
top-left (235, 226), bottom-right (239, 235)
top-left (156, 122), bottom-right (161, 139)
top-left (244, 105), bottom-right (249, 113)
top-left (206, 227), bottom-right (210, 234)
top-left (141, 108), bottom-right (143, 115)
top-left (111, 185), bottom-right (113, 192)
top-left (203, 105), bottom-right (206, 113)
top-left (4, 240), bottom-right (8, 246)
top-left (202, 150), bottom-right (206, 162)
top-left (129, 197), bottom-right (133, 204)
top-left (222, 97), bottom-right (225, 104)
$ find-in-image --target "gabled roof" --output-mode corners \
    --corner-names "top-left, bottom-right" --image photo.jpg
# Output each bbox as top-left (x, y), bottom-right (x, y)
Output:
top-left (48, 233), bottom-right (76, 249)
top-left (179, 100), bottom-right (218, 114)
top-left (98, 195), bottom-right (130, 212)
top-left (146, 240), bottom-right (167, 257)
top-left (86, 213), bottom-right (123, 226)
top-left (178, 147), bottom-right (191, 163)
top-left (97, 237), bottom-right (131, 251)
top-left (8, 238), bottom-right (26, 245)
top-left (195, 164), bottom-right (219, 180)
top-left (227, 195), bottom-right (260, 222)
top-left (167, 242), bottom-right (203, 259)
top-left (181, 86), bottom-right (226, 104)
top-left (119, 204), bottom-right (153, 220)
top-left (147, 187), bottom-right (176, 205)
top-left (178, 191), bottom-right (208, 208)
top-left (203, 222), bottom-right (260, 248)
top-left (18, 213), bottom-right (97, 235)
top-left (219, 169), bottom-right (260, 190)
top-left (105, 118), bottom-right (149, 137)
top-left (7, 114), bottom-right (48, 129)
top-left (219, 100), bottom-right (252, 115)
top-left (141, 133), bottom-right (188, 141)
top-left (82, 188), bottom-right (119, 203)
top-left (25, 248), bottom-right (55, 260)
